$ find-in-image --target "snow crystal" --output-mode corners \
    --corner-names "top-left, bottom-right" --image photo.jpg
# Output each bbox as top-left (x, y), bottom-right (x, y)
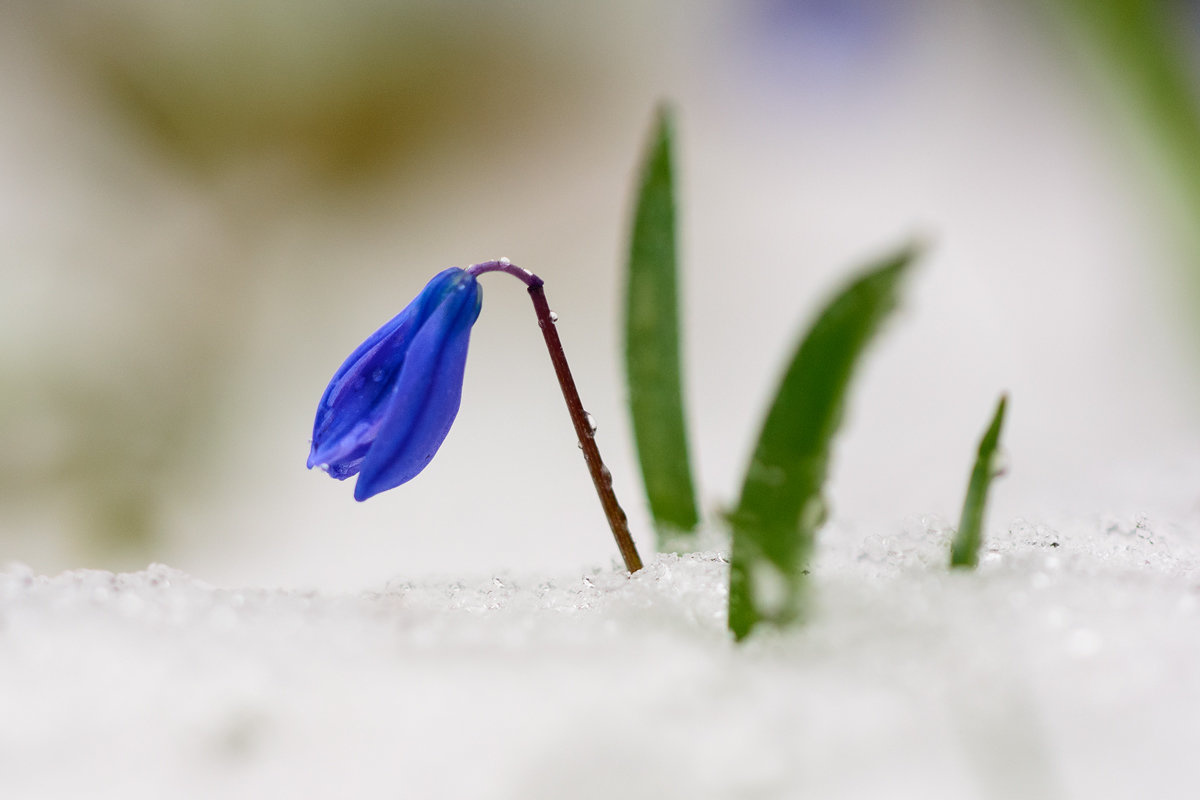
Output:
top-left (1, 516), bottom-right (1198, 799)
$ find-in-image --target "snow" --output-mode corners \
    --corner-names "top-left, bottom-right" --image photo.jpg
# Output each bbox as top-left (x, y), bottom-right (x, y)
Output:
top-left (4, 515), bottom-right (1197, 799)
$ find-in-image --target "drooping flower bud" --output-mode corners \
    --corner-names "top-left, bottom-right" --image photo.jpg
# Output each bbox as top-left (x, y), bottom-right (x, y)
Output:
top-left (307, 268), bottom-right (482, 500)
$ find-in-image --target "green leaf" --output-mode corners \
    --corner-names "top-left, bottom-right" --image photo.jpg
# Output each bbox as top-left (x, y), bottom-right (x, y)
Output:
top-left (950, 395), bottom-right (1009, 569)
top-left (728, 243), bottom-right (919, 640)
top-left (624, 105), bottom-right (700, 544)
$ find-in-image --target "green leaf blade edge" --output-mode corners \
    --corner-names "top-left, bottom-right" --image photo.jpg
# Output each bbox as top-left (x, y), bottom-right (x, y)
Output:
top-left (728, 243), bottom-right (920, 640)
top-left (624, 106), bottom-right (700, 545)
top-left (950, 394), bottom-right (1009, 569)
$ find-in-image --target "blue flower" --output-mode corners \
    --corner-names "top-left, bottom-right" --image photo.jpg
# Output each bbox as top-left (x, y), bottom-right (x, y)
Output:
top-left (307, 268), bottom-right (483, 500)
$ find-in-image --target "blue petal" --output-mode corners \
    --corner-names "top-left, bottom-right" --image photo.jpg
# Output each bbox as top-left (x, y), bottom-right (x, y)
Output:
top-left (307, 310), bottom-right (414, 476)
top-left (353, 273), bottom-right (482, 500)
top-left (307, 268), bottom-right (467, 478)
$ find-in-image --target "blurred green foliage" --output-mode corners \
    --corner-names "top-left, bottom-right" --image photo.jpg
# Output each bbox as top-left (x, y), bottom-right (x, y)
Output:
top-left (1044, 0), bottom-right (1200, 301)
top-left (32, 0), bottom-right (588, 182)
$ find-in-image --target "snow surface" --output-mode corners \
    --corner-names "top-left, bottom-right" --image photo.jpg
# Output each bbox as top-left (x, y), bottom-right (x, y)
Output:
top-left (3, 515), bottom-right (1198, 800)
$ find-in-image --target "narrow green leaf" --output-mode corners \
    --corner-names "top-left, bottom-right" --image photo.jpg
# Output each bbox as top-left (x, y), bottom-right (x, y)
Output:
top-left (950, 395), bottom-right (1009, 569)
top-left (624, 106), bottom-right (700, 544)
top-left (728, 243), bottom-right (919, 640)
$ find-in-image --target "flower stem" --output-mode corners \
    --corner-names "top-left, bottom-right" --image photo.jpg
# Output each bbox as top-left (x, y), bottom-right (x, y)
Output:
top-left (467, 259), bottom-right (644, 573)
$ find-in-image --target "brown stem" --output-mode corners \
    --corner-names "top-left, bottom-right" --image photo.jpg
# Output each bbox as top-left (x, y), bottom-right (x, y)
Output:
top-left (467, 259), bottom-right (643, 573)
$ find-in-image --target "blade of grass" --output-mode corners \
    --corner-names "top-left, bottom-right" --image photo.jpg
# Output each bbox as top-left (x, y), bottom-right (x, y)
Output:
top-left (950, 394), bottom-right (1009, 569)
top-left (728, 243), bottom-right (919, 640)
top-left (624, 106), bottom-right (700, 545)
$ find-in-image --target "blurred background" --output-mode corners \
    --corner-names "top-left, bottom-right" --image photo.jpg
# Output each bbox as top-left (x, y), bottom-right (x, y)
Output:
top-left (2, 0), bottom-right (1199, 590)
